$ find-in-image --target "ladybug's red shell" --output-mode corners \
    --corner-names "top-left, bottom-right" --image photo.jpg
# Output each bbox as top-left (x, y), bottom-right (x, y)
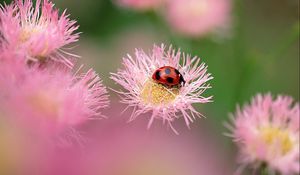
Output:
top-left (152, 66), bottom-right (185, 87)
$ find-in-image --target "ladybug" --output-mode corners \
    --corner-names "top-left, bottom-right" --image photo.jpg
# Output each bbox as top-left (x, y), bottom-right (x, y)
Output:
top-left (152, 66), bottom-right (186, 87)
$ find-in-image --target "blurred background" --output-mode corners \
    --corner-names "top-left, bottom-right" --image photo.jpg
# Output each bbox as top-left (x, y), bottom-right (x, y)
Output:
top-left (0, 0), bottom-right (299, 175)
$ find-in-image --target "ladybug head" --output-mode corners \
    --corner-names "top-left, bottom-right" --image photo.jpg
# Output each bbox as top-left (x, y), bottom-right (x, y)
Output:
top-left (178, 73), bottom-right (186, 87)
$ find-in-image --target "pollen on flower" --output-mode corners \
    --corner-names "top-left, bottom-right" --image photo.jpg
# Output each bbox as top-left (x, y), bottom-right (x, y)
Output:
top-left (140, 79), bottom-right (179, 106)
top-left (185, 1), bottom-right (208, 17)
top-left (259, 126), bottom-right (293, 155)
top-left (19, 25), bottom-right (50, 58)
top-left (19, 29), bottom-right (31, 43)
top-left (19, 26), bottom-right (39, 42)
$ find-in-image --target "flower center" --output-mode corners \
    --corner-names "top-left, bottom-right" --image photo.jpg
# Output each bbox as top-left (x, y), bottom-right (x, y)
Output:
top-left (19, 25), bottom-right (49, 59)
top-left (260, 126), bottom-right (293, 155)
top-left (19, 26), bottom-right (40, 43)
top-left (140, 79), bottom-right (179, 106)
top-left (180, 1), bottom-right (208, 17)
top-left (19, 29), bottom-right (32, 43)
top-left (27, 91), bottom-right (60, 118)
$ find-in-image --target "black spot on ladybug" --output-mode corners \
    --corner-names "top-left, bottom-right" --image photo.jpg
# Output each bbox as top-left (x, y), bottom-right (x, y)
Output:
top-left (174, 69), bottom-right (180, 75)
top-left (166, 77), bottom-right (174, 83)
top-left (165, 68), bottom-right (171, 75)
top-left (155, 71), bottom-right (161, 80)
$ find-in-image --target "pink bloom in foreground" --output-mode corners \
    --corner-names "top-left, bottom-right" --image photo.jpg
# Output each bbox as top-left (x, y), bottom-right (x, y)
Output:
top-left (115, 0), bottom-right (164, 11)
top-left (111, 44), bottom-right (213, 134)
top-left (226, 94), bottom-right (299, 175)
top-left (83, 107), bottom-right (233, 175)
top-left (165, 0), bottom-right (231, 37)
top-left (0, 53), bottom-right (27, 95)
top-left (3, 67), bottom-right (109, 145)
top-left (0, 0), bottom-right (79, 67)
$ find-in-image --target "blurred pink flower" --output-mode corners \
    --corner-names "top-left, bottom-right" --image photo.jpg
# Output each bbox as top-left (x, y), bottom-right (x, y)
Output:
top-left (227, 94), bottom-right (299, 175)
top-left (115, 0), bottom-right (165, 11)
top-left (1, 109), bottom-right (86, 175)
top-left (80, 104), bottom-right (233, 175)
top-left (0, 103), bottom-right (234, 175)
top-left (0, 117), bottom-right (32, 175)
top-left (0, 0), bottom-right (79, 67)
top-left (0, 53), bottom-right (27, 95)
top-left (111, 44), bottom-right (213, 134)
top-left (165, 0), bottom-right (231, 37)
top-left (2, 66), bottom-right (109, 145)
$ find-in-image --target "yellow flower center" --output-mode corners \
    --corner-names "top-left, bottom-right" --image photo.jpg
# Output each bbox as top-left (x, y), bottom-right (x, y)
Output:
top-left (140, 79), bottom-right (179, 106)
top-left (19, 26), bottom-right (40, 43)
top-left (27, 91), bottom-right (60, 118)
top-left (260, 126), bottom-right (293, 155)
top-left (19, 26), bottom-right (49, 59)
top-left (19, 29), bottom-right (32, 43)
top-left (179, 1), bottom-right (208, 17)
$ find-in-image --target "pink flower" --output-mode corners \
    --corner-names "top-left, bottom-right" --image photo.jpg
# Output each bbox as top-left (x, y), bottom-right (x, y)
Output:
top-left (111, 44), bottom-right (213, 134)
top-left (226, 94), bottom-right (299, 175)
top-left (0, 0), bottom-right (79, 67)
top-left (165, 0), bottom-right (231, 37)
top-left (2, 66), bottom-right (109, 145)
top-left (0, 52), bottom-right (28, 97)
top-left (114, 0), bottom-right (165, 11)
top-left (81, 104), bottom-right (233, 175)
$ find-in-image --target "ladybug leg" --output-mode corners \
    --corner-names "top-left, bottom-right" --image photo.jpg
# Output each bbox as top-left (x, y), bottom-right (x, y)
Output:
top-left (170, 84), bottom-right (180, 89)
top-left (158, 82), bottom-right (171, 88)
top-left (164, 83), bottom-right (176, 89)
top-left (179, 74), bottom-right (186, 86)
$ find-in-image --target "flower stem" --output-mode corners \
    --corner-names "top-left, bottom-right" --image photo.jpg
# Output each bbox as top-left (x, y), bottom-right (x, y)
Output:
top-left (231, 0), bottom-right (250, 108)
top-left (261, 167), bottom-right (269, 175)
